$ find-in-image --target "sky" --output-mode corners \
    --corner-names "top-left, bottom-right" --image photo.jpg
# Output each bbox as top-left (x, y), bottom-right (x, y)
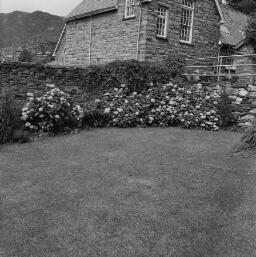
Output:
top-left (0, 0), bottom-right (82, 16)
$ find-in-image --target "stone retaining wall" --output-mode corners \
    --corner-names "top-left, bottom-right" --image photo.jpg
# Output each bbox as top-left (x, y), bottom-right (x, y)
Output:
top-left (0, 62), bottom-right (101, 109)
top-left (222, 82), bottom-right (256, 127)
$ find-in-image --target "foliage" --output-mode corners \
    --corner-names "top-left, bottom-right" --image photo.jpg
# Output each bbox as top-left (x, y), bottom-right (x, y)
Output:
top-left (21, 84), bottom-right (84, 133)
top-left (228, 0), bottom-right (256, 15)
top-left (245, 13), bottom-right (256, 53)
top-left (0, 90), bottom-right (21, 144)
top-left (12, 128), bottom-right (30, 144)
top-left (82, 60), bottom-right (172, 93)
top-left (241, 125), bottom-right (256, 146)
top-left (163, 53), bottom-right (186, 78)
top-left (217, 92), bottom-right (235, 127)
top-left (89, 83), bottom-right (221, 130)
top-left (18, 49), bottom-right (33, 63)
top-left (82, 109), bottom-right (109, 128)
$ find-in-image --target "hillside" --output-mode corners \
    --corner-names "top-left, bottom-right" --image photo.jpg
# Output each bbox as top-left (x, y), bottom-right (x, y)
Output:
top-left (0, 11), bottom-right (64, 50)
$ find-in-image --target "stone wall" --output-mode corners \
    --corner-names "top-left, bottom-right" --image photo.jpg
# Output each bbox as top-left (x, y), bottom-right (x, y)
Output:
top-left (223, 82), bottom-right (256, 127)
top-left (0, 62), bottom-right (101, 109)
top-left (55, 0), bottom-right (220, 67)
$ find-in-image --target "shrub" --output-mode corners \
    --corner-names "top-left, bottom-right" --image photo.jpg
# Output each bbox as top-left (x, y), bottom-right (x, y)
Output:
top-left (0, 91), bottom-right (21, 144)
top-left (164, 53), bottom-right (186, 78)
top-left (217, 92), bottom-right (235, 127)
top-left (21, 84), bottom-right (84, 133)
top-left (83, 65), bottom-right (104, 93)
top-left (82, 60), bottom-right (171, 93)
top-left (241, 125), bottom-right (256, 146)
top-left (18, 49), bottom-right (33, 63)
top-left (82, 109), bottom-right (109, 128)
top-left (91, 82), bottom-right (221, 130)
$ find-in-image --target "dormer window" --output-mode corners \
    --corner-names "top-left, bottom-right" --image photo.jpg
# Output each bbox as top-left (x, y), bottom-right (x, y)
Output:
top-left (125, 0), bottom-right (135, 18)
top-left (180, 0), bottom-right (195, 43)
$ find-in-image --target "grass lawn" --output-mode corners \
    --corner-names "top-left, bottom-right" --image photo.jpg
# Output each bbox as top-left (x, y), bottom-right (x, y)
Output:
top-left (0, 128), bottom-right (256, 257)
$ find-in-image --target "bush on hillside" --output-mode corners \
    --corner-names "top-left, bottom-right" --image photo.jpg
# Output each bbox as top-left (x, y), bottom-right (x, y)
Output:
top-left (18, 49), bottom-right (33, 63)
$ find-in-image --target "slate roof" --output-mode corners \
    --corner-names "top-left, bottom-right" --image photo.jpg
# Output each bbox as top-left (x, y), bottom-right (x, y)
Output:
top-left (220, 4), bottom-right (250, 47)
top-left (65, 0), bottom-right (118, 21)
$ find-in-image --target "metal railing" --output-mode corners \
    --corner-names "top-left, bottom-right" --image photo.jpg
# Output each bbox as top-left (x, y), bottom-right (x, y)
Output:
top-left (183, 53), bottom-right (256, 84)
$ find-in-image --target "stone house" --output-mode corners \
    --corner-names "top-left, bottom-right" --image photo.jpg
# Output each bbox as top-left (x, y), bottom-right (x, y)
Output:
top-left (54, 0), bottom-right (224, 67)
top-left (219, 3), bottom-right (256, 85)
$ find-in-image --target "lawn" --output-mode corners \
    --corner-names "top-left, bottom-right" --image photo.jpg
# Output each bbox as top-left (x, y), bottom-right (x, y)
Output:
top-left (0, 128), bottom-right (256, 257)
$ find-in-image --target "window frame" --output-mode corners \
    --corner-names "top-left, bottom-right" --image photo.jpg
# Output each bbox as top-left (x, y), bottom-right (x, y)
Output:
top-left (156, 6), bottom-right (169, 39)
top-left (124, 0), bottom-right (136, 19)
top-left (180, 0), bottom-right (195, 44)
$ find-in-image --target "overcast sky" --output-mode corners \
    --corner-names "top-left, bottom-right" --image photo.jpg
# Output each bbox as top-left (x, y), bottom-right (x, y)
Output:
top-left (0, 0), bottom-right (82, 16)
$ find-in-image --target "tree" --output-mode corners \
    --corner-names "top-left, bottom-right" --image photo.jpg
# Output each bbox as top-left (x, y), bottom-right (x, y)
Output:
top-left (228, 0), bottom-right (256, 15)
top-left (18, 49), bottom-right (32, 63)
top-left (245, 13), bottom-right (256, 52)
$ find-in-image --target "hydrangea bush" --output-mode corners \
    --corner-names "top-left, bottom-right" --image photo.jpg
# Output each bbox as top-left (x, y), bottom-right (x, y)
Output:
top-left (92, 83), bottom-right (221, 130)
top-left (22, 84), bottom-right (84, 133)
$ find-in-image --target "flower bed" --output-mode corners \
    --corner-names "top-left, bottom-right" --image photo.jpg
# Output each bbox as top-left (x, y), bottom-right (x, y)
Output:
top-left (91, 82), bottom-right (221, 131)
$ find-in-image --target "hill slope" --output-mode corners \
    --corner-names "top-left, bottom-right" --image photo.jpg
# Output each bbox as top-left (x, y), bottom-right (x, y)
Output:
top-left (0, 11), bottom-right (64, 50)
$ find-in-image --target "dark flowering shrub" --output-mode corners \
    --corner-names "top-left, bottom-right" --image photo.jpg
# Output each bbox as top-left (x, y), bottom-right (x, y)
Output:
top-left (0, 88), bottom-right (22, 144)
top-left (21, 84), bottom-right (84, 133)
top-left (90, 83), bottom-right (221, 130)
top-left (217, 92), bottom-right (235, 127)
top-left (0, 94), bottom-right (21, 144)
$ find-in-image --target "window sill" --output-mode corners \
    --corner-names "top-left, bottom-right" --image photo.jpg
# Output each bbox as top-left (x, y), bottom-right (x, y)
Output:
top-left (156, 35), bottom-right (168, 40)
top-left (179, 40), bottom-right (193, 46)
top-left (122, 15), bottom-right (135, 21)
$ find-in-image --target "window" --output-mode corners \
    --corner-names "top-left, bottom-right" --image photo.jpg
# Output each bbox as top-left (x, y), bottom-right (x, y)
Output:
top-left (156, 7), bottom-right (168, 38)
top-left (180, 0), bottom-right (194, 43)
top-left (125, 0), bottom-right (135, 18)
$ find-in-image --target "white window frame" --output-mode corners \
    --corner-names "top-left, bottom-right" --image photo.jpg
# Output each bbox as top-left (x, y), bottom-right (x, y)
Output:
top-left (125, 0), bottom-right (135, 18)
top-left (180, 0), bottom-right (195, 44)
top-left (156, 6), bottom-right (168, 38)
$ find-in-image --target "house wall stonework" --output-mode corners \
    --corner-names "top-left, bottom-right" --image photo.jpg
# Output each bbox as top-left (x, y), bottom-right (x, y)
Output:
top-left (55, 0), bottom-right (220, 67)
top-left (55, 0), bottom-right (148, 66)
top-left (145, 0), bottom-right (220, 62)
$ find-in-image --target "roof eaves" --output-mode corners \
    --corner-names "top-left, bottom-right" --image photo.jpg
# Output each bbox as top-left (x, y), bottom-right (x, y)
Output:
top-left (234, 39), bottom-right (246, 49)
top-left (53, 24), bottom-right (66, 56)
top-left (64, 5), bottom-right (118, 22)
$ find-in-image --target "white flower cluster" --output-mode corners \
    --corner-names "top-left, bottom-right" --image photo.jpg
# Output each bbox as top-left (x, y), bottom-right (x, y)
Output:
top-left (94, 82), bottom-right (221, 130)
top-left (22, 84), bottom-right (84, 132)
